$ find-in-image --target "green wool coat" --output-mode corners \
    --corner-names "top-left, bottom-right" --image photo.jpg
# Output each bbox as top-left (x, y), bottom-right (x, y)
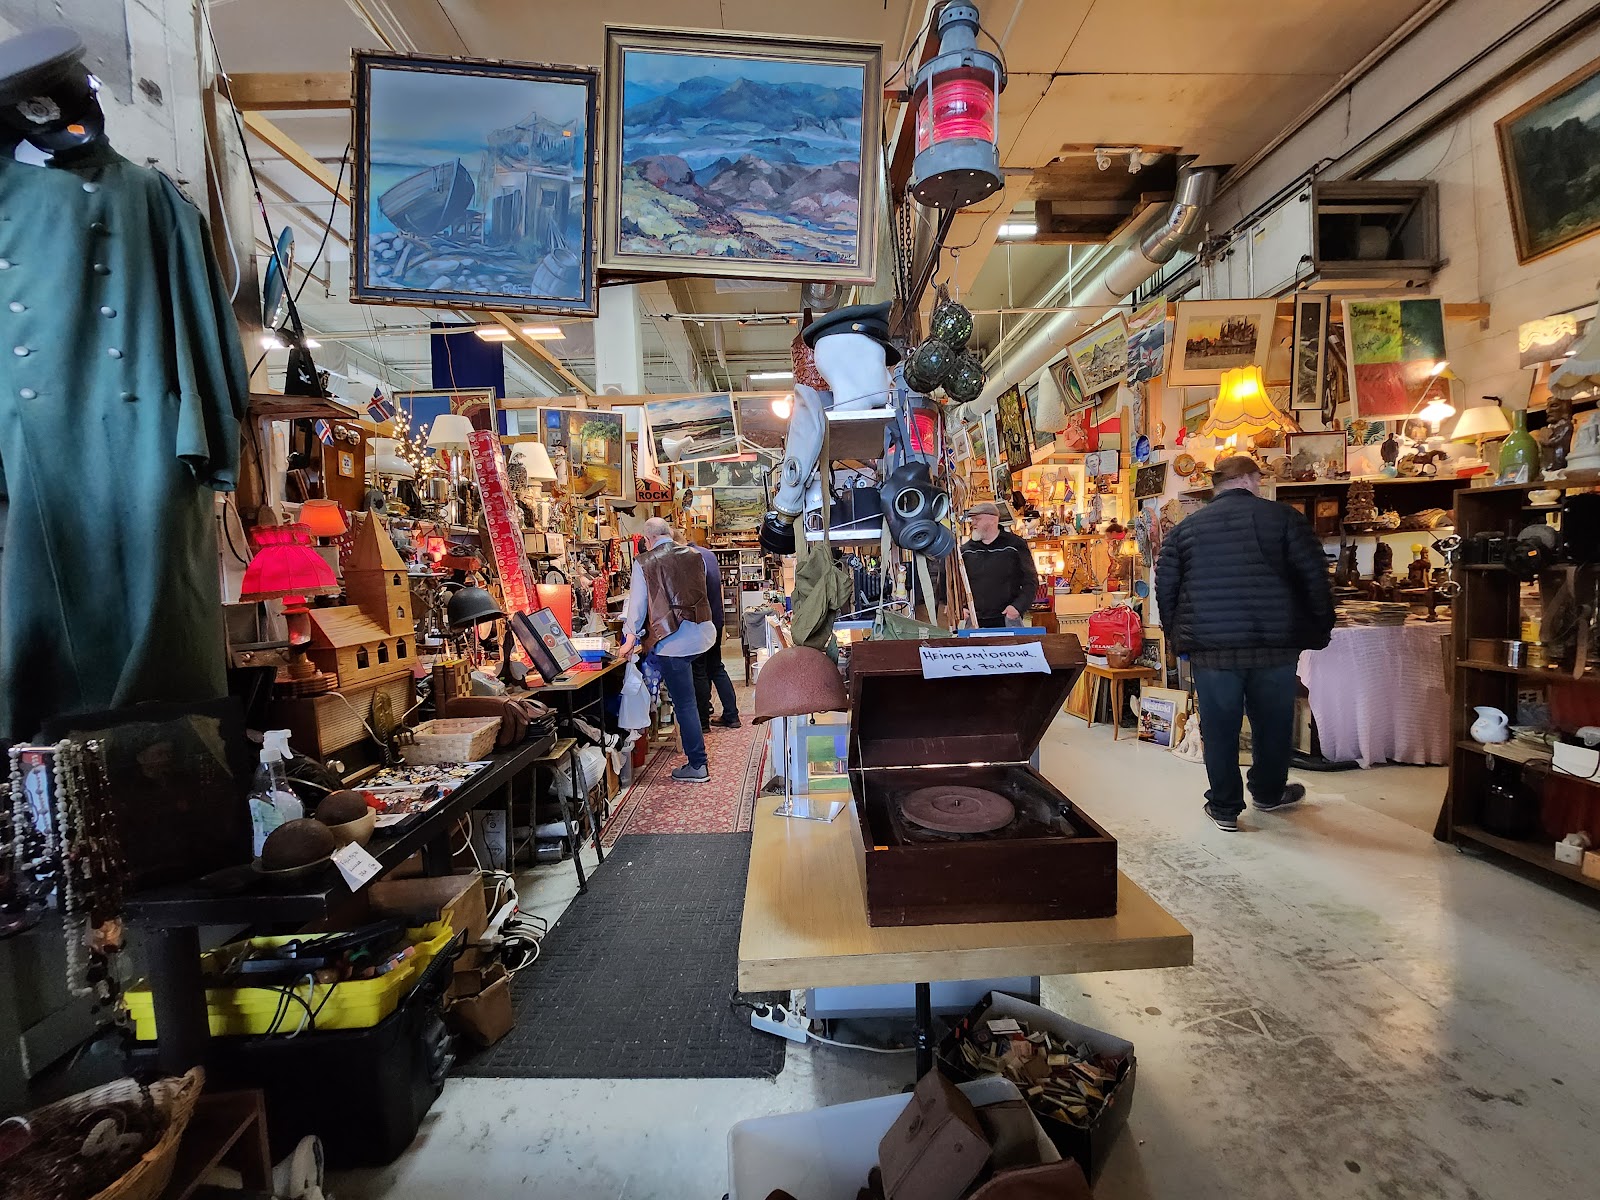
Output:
top-left (0, 141), bottom-right (246, 741)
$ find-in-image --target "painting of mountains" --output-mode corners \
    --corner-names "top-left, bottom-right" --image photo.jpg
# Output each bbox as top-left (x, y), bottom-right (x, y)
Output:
top-left (1497, 59), bottom-right (1600, 263)
top-left (602, 29), bottom-right (881, 283)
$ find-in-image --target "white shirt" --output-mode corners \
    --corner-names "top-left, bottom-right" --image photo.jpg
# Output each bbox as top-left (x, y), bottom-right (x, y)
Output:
top-left (623, 540), bottom-right (717, 658)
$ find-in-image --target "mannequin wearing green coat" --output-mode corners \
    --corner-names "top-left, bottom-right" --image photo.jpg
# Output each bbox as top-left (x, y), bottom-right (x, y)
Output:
top-left (0, 140), bottom-right (246, 741)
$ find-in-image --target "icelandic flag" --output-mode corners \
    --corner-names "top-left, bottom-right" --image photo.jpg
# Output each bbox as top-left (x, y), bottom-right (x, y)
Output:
top-left (313, 419), bottom-right (334, 445)
top-left (367, 386), bottom-right (396, 422)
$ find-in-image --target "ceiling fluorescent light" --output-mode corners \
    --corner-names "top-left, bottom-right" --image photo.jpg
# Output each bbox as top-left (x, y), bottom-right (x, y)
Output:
top-left (474, 326), bottom-right (513, 341)
top-left (749, 370), bottom-right (794, 382)
top-left (997, 222), bottom-right (1036, 239)
top-left (520, 326), bottom-right (564, 340)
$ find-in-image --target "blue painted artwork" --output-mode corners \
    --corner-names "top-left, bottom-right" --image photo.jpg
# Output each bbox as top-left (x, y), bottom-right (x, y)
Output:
top-left (354, 53), bottom-right (598, 315)
top-left (604, 32), bottom-right (880, 282)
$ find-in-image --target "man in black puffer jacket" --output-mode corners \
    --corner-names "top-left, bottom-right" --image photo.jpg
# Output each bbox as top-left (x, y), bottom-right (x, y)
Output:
top-left (1156, 456), bottom-right (1334, 831)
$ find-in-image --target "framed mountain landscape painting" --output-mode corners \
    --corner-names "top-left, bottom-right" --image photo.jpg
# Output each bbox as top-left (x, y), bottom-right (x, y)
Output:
top-left (600, 26), bottom-right (881, 283)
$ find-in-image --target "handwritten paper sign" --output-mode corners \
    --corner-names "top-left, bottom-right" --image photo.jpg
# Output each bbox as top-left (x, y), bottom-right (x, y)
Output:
top-left (919, 641), bottom-right (1051, 679)
top-left (332, 842), bottom-right (383, 891)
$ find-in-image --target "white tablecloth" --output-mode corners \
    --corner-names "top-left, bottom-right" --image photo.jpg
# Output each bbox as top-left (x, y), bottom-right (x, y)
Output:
top-left (1298, 623), bottom-right (1451, 768)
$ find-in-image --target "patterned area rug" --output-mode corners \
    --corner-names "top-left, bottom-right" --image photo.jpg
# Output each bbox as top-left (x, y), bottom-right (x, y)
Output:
top-left (600, 686), bottom-right (765, 846)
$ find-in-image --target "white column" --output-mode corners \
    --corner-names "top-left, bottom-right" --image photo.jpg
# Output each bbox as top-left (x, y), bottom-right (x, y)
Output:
top-left (594, 283), bottom-right (645, 397)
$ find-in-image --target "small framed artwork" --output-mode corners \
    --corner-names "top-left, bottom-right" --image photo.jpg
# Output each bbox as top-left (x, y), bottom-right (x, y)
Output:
top-left (1313, 496), bottom-right (1342, 538)
top-left (338, 450), bottom-right (356, 478)
top-left (1133, 461), bottom-right (1168, 500)
top-left (1496, 57), bottom-right (1600, 264)
top-left (1067, 315), bottom-right (1130, 396)
top-left (1169, 300), bottom-right (1278, 386)
top-left (1290, 295), bottom-right (1329, 412)
top-left (1085, 449), bottom-right (1119, 480)
top-left (601, 26), bottom-right (882, 283)
top-left (1287, 431), bottom-right (1348, 480)
top-left (352, 51), bottom-right (599, 315)
top-left (1182, 387), bottom-right (1214, 435)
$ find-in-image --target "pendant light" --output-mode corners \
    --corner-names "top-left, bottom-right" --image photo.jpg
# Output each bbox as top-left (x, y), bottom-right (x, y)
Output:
top-left (909, 3), bottom-right (1006, 210)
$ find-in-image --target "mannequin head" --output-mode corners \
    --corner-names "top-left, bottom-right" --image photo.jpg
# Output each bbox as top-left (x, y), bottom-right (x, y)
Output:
top-left (813, 331), bottom-right (891, 411)
top-left (0, 28), bottom-right (106, 158)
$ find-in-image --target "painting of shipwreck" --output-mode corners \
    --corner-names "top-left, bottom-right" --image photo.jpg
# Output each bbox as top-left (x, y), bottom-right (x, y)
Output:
top-left (601, 27), bottom-right (880, 284)
top-left (354, 51), bottom-right (598, 315)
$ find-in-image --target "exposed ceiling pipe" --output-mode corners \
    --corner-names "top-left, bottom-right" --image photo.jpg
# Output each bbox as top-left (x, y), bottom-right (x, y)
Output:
top-left (978, 165), bottom-right (1220, 405)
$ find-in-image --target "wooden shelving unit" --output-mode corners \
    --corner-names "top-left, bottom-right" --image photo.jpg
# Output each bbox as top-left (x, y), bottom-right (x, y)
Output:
top-left (1437, 479), bottom-right (1600, 892)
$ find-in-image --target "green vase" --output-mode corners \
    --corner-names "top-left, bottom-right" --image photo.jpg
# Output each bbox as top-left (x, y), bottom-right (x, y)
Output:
top-left (1497, 409), bottom-right (1541, 484)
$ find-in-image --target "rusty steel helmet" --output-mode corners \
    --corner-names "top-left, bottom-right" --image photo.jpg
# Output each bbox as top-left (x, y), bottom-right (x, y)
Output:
top-left (753, 646), bottom-right (848, 724)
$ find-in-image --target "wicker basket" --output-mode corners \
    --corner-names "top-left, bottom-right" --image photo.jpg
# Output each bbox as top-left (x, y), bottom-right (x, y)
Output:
top-left (405, 716), bottom-right (501, 765)
top-left (3, 1067), bottom-right (203, 1200)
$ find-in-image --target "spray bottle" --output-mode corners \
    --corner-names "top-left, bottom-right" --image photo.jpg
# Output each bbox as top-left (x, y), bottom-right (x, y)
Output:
top-left (248, 730), bottom-right (303, 856)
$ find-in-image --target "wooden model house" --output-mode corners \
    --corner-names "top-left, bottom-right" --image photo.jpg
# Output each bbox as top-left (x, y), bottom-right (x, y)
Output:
top-left (307, 515), bottom-right (416, 689)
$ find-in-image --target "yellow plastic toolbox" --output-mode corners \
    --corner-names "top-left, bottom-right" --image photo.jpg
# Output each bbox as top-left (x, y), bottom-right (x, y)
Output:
top-left (124, 921), bottom-right (454, 1040)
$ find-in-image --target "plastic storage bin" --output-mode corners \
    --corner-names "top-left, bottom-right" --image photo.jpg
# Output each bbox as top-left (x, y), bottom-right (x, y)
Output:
top-left (123, 921), bottom-right (454, 1040)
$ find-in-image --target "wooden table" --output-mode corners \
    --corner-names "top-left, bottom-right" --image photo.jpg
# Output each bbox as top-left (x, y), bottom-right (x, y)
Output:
top-left (738, 797), bottom-right (1193, 1071)
top-left (1080, 663), bottom-right (1159, 740)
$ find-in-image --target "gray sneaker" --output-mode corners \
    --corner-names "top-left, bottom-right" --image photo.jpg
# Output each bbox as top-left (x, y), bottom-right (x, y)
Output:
top-left (671, 763), bottom-right (710, 784)
top-left (1255, 783), bottom-right (1307, 812)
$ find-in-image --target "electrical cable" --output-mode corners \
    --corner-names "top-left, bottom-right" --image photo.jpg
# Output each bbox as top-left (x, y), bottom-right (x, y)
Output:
top-left (805, 1030), bottom-right (915, 1055)
top-left (293, 144), bottom-right (351, 304)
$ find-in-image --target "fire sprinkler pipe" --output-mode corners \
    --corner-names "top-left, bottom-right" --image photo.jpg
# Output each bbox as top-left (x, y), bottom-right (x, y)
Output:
top-left (977, 165), bottom-right (1220, 405)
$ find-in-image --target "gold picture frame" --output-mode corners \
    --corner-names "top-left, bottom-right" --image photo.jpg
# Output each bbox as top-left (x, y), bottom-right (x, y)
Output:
top-left (600, 25), bottom-right (882, 283)
top-left (1496, 56), bottom-right (1600, 265)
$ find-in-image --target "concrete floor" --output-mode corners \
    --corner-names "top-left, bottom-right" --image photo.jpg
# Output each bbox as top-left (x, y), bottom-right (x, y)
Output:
top-left (335, 716), bottom-right (1600, 1200)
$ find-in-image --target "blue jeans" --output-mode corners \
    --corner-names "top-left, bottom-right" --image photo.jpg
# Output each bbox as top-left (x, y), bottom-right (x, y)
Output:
top-left (1193, 664), bottom-right (1298, 816)
top-left (656, 653), bottom-right (707, 770)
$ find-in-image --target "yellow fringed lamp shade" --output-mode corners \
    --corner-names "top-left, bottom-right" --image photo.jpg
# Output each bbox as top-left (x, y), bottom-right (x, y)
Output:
top-left (1200, 366), bottom-right (1291, 439)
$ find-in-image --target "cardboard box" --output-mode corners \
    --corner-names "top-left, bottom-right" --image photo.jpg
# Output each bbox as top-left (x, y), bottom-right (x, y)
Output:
top-left (938, 991), bottom-right (1136, 1183)
top-left (878, 1071), bottom-right (989, 1200)
top-left (445, 957), bottom-right (513, 1048)
top-left (368, 871), bottom-right (487, 945)
top-left (1582, 849), bottom-right (1600, 880)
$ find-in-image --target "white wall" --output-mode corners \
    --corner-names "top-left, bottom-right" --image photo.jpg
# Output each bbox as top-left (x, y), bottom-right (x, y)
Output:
top-left (1371, 22), bottom-right (1600, 407)
top-left (0, 0), bottom-right (207, 198)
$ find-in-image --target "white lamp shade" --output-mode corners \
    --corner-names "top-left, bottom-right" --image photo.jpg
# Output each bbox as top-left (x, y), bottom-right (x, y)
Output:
top-left (513, 440), bottom-right (558, 482)
top-left (1450, 404), bottom-right (1511, 441)
top-left (368, 437), bottom-right (415, 479)
top-left (427, 413), bottom-right (476, 449)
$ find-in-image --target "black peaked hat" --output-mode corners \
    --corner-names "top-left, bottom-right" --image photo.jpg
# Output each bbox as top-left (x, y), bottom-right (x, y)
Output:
top-left (802, 301), bottom-right (902, 366)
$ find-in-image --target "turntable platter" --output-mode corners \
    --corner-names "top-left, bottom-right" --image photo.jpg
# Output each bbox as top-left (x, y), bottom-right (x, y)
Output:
top-left (899, 786), bottom-right (1016, 833)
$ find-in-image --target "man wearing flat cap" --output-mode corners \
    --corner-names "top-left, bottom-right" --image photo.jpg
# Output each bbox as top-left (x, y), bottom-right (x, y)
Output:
top-left (1156, 455), bottom-right (1334, 832)
top-left (961, 501), bottom-right (1038, 628)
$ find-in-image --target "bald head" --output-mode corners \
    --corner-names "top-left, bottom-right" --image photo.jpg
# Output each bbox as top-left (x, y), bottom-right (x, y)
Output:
top-left (643, 517), bottom-right (673, 545)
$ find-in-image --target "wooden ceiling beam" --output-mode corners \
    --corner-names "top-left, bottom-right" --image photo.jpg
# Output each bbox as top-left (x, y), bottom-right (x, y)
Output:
top-left (241, 112), bottom-right (351, 206)
top-left (227, 72), bottom-right (351, 112)
top-left (480, 312), bottom-right (594, 398)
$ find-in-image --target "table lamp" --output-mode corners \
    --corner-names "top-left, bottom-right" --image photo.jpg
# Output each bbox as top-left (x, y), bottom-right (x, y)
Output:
top-left (368, 437), bottom-right (415, 479)
top-left (1200, 365), bottom-right (1292, 448)
top-left (240, 521), bottom-right (342, 694)
top-left (427, 414), bottom-right (475, 451)
top-left (297, 498), bottom-right (348, 573)
top-left (1450, 403), bottom-right (1510, 473)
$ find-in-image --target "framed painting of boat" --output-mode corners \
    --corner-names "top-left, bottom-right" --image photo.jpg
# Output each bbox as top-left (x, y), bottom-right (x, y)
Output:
top-left (353, 51), bottom-right (599, 315)
top-left (599, 26), bottom-right (881, 284)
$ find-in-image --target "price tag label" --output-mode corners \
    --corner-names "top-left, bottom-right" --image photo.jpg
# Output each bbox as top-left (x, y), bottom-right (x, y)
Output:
top-left (332, 842), bottom-right (383, 891)
top-left (919, 640), bottom-right (1051, 679)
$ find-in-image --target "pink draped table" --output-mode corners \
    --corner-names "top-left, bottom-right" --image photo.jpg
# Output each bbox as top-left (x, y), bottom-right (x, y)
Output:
top-left (1297, 623), bottom-right (1452, 768)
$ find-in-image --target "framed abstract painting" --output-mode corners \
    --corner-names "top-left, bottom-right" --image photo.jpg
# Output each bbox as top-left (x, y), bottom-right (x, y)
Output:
top-left (352, 51), bottom-right (598, 315)
top-left (600, 26), bottom-right (881, 283)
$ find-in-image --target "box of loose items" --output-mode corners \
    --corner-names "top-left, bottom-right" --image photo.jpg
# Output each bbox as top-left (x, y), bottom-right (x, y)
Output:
top-left (937, 991), bottom-right (1136, 1182)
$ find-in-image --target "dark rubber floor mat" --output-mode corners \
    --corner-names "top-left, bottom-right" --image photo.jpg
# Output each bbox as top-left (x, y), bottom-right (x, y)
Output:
top-left (455, 833), bottom-right (786, 1079)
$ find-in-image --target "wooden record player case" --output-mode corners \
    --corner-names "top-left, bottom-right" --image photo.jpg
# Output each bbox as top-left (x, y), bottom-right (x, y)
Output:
top-left (846, 634), bottom-right (1118, 927)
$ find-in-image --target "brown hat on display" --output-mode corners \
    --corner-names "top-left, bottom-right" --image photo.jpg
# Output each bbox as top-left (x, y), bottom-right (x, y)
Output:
top-left (752, 646), bottom-right (848, 724)
top-left (1211, 455), bottom-right (1262, 484)
top-left (966, 501), bottom-right (1000, 517)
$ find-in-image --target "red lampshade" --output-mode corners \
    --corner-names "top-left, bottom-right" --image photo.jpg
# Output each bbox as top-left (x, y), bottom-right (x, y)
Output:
top-left (240, 523), bottom-right (341, 602)
top-left (298, 499), bottom-right (348, 538)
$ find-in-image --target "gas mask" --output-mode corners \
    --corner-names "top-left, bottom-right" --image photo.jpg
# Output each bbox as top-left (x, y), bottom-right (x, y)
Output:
top-left (881, 462), bottom-right (954, 557)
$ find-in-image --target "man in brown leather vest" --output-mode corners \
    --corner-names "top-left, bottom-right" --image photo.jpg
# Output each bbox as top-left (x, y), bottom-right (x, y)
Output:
top-left (619, 518), bottom-right (716, 782)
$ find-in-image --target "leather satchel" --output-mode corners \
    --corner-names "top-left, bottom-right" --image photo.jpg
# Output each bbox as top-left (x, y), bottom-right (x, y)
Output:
top-left (877, 1071), bottom-right (991, 1200)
